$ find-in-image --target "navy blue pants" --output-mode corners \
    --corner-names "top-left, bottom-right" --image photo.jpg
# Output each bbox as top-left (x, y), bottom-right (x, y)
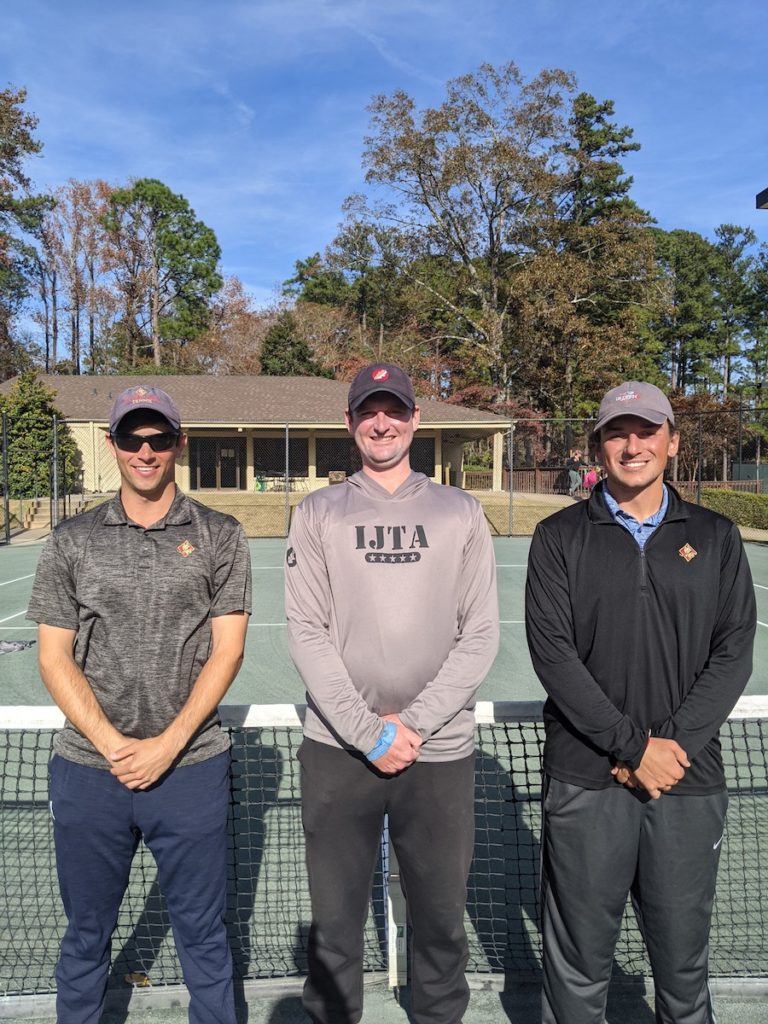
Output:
top-left (299, 739), bottom-right (475, 1024)
top-left (49, 751), bottom-right (235, 1024)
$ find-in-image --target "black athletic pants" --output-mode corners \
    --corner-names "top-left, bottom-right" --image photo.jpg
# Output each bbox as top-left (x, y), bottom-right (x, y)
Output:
top-left (541, 777), bottom-right (728, 1024)
top-left (299, 738), bottom-right (475, 1024)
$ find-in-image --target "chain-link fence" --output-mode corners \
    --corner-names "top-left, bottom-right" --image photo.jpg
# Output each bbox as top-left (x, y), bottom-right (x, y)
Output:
top-left (1, 408), bottom-right (765, 542)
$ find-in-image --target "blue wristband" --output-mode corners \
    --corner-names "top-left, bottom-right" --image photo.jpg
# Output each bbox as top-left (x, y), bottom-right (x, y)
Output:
top-left (366, 721), bottom-right (397, 762)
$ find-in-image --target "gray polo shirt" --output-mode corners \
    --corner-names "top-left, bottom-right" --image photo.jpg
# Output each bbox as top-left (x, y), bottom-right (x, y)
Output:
top-left (27, 489), bottom-right (251, 769)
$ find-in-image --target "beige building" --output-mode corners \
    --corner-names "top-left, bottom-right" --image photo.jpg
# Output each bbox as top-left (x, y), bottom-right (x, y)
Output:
top-left (6, 375), bottom-right (510, 497)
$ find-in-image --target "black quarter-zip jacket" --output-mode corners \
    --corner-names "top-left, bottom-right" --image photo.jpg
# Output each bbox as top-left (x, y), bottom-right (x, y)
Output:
top-left (525, 482), bottom-right (756, 793)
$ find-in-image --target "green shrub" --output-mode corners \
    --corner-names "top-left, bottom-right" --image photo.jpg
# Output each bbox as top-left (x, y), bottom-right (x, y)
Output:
top-left (699, 489), bottom-right (768, 530)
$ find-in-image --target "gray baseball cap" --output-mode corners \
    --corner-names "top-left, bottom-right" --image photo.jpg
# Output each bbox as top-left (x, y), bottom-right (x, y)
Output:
top-left (109, 385), bottom-right (181, 433)
top-left (593, 381), bottom-right (675, 437)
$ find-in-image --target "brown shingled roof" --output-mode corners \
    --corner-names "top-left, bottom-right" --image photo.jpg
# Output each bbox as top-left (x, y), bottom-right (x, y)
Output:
top-left (0, 375), bottom-right (509, 429)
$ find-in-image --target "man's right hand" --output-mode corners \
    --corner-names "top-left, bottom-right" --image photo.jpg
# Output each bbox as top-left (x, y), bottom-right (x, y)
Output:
top-left (629, 737), bottom-right (690, 800)
top-left (372, 714), bottom-right (422, 774)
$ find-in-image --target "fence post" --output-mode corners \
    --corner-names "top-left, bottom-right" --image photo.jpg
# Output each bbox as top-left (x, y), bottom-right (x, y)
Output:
top-left (284, 424), bottom-right (290, 536)
top-left (697, 415), bottom-right (703, 505)
top-left (507, 422), bottom-right (515, 537)
top-left (51, 414), bottom-right (60, 529)
top-left (2, 413), bottom-right (9, 545)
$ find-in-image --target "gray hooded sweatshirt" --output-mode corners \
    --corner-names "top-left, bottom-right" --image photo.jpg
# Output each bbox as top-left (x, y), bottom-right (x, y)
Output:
top-left (285, 470), bottom-right (499, 762)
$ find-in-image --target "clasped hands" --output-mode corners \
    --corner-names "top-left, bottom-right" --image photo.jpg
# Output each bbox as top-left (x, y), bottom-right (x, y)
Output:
top-left (371, 713), bottom-right (422, 775)
top-left (612, 737), bottom-right (690, 800)
top-left (108, 735), bottom-right (178, 790)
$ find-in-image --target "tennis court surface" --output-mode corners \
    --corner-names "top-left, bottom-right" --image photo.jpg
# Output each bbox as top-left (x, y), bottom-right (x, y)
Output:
top-left (1, 538), bottom-right (767, 1021)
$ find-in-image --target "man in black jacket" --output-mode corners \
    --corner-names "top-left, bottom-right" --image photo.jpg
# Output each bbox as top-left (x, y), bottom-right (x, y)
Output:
top-left (525, 381), bottom-right (756, 1024)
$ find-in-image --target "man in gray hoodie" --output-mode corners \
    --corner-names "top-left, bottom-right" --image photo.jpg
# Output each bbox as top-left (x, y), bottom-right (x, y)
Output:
top-left (285, 363), bottom-right (499, 1024)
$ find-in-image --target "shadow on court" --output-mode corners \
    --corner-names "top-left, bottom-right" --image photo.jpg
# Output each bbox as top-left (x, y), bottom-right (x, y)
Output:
top-left (468, 749), bottom-right (654, 1024)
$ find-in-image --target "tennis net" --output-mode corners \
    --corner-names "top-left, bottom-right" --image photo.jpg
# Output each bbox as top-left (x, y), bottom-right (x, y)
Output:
top-left (1, 699), bottom-right (767, 1000)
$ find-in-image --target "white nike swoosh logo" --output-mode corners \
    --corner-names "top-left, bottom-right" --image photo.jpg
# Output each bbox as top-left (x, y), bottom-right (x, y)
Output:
top-left (713, 835), bottom-right (724, 850)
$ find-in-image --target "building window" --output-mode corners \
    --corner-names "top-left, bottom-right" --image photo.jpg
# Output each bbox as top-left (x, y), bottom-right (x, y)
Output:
top-left (410, 437), bottom-right (435, 476)
top-left (315, 436), bottom-right (435, 477)
top-left (189, 437), bottom-right (247, 490)
top-left (316, 438), bottom-right (359, 477)
top-left (253, 437), bottom-right (309, 476)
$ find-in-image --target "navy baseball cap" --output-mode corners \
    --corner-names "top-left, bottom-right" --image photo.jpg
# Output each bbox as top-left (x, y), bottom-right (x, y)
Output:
top-left (109, 385), bottom-right (181, 433)
top-left (347, 363), bottom-right (416, 412)
top-left (592, 381), bottom-right (675, 437)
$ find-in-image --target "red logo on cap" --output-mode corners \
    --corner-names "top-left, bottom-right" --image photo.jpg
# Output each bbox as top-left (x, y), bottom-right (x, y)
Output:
top-left (372, 368), bottom-right (389, 382)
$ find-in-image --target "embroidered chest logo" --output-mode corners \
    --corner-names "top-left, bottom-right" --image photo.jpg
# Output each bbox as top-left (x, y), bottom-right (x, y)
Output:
top-left (177, 540), bottom-right (196, 558)
top-left (678, 543), bottom-right (697, 562)
top-left (355, 524), bottom-right (428, 564)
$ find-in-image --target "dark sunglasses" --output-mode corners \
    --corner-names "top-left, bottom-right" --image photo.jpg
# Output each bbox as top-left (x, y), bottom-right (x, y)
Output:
top-left (111, 432), bottom-right (180, 453)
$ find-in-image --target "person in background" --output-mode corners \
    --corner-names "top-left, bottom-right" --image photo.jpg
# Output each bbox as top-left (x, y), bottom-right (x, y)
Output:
top-left (565, 447), bottom-right (585, 497)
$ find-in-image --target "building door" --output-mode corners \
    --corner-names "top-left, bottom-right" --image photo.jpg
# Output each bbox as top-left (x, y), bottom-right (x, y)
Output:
top-left (190, 438), bottom-right (246, 490)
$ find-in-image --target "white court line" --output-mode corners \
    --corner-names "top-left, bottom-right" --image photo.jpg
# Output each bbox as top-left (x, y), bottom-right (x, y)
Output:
top-left (0, 611), bottom-right (28, 624)
top-left (0, 574), bottom-right (34, 587)
top-left (247, 619), bottom-right (527, 626)
top-left (759, 621), bottom-right (768, 630)
top-left (257, 563), bottom-right (530, 569)
top-left (754, 584), bottom-right (768, 590)
top-left (0, 625), bottom-right (35, 630)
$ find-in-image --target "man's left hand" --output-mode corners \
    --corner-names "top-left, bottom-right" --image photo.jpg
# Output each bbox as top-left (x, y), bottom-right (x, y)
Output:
top-left (109, 736), bottom-right (177, 790)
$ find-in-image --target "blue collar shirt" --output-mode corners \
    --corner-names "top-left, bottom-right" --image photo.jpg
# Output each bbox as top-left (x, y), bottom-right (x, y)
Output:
top-left (603, 484), bottom-right (669, 550)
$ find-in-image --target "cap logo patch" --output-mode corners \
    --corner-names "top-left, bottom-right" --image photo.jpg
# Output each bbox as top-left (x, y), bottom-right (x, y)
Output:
top-left (372, 368), bottom-right (389, 382)
top-left (678, 543), bottom-right (697, 562)
top-left (177, 540), bottom-right (195, 557)
top-left (616, 390), bottom-right (640, 403)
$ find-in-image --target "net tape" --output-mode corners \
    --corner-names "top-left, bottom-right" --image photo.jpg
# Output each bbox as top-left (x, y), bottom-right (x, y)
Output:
top-left (1, 699), bottom-right (767, 997)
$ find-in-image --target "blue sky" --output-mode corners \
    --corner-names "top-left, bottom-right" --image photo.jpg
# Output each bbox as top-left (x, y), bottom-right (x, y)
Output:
top-left (3, 0), bottom-right (767, 306)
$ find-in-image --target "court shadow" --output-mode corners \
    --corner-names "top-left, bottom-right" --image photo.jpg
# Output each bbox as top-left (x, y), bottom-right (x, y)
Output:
top-left (605, 973), bottom-right (655, 1023)
top-left (263, 922), bottom-right (309, 1021)
top-left (466, 750), bottom-right (653, 1023)
top-left (467, 749), bottom-right (540, 1021)
top-left (104, 730), bottom-right (283, 1023)
top-left (264, 994), bottom-right (305, 1022)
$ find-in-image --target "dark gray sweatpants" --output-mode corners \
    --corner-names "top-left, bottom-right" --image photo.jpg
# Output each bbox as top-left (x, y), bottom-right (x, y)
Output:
top-left (541, 778), bottom-right (727, 1024)
top-left (299, 738), bottom-right (475, 1024)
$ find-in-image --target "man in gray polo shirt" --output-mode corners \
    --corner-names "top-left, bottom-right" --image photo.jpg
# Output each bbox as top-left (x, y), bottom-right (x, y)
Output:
top-left (27, 385), bottom-right (251, 1024)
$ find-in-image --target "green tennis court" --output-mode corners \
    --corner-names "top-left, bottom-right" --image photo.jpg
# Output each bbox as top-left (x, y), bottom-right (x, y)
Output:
top-left (1, 536), bottom-right (767, 1021)
top-left (0, 536), bottom-right (767, 707)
